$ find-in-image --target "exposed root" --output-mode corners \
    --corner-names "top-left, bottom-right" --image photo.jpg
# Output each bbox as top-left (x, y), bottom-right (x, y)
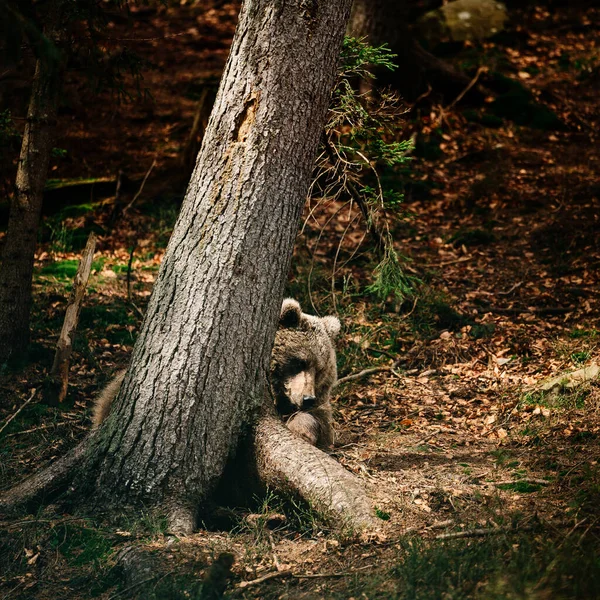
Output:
top-left (1, 414), bottom-right (379, 539)
top-left (255, 413), bottom-right (380, 534)
top-left (0, 434), bottom-right (91, 515)
top-left (166, 503), bottom-right (198, 536)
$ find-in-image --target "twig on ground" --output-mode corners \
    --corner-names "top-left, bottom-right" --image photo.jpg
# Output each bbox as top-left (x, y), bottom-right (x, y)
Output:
top-left (122, 159), bottom-right (156, 214)
top-left (336, 366), bottom-right (395, 386)
top-left (0, 389), bottom-right (37, 436)
top-left (238, 570), bottom-right (293, 588)
top-left (446, 66), bottom-right (485, 110)
top-left (423, 255), bottom-right (473, 268)
top-left (126, 243), bottom-right (137, 302)
top-left (130, 302), bottom-right (144, 319)
top-left (268, 531), bottom-right (283, 572)
top-left (5, 422), bottom-right (72, 437)
top-left (416, 429), bottom-right (442, 445)
top-left (400, 520), bottom-right (454, 537)
top-left (435, 526), bottom-right (536, 540)
top-left (366, 346), bottom-right (398, 360)
top-left (427, 519), bottom-right (454, 530)
top-left (476, 305), bottom-right (573, 316)
top-left (490, 478), bottom-right (551, 487)
top-left (239, 563), bottom-right (377, 586)
top-left (498, 281), bottom-right (523, 296)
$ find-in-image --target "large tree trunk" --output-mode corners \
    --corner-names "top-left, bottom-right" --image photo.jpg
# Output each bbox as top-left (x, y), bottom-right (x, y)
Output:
top-left (0, 18), bottom-right (62, 364)
top-left (80, 0), bottom-right (354, 533)
top-left (349, 0), bottom-right (479, 102)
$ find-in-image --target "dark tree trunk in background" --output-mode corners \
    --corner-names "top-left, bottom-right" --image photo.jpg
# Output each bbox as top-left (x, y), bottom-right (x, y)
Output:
top-left (349, 0), bottom-right (477, 101)
top-left (81, 0), bottom-right (354, 533)
top-left (0, 16), bottom-right (62, 364)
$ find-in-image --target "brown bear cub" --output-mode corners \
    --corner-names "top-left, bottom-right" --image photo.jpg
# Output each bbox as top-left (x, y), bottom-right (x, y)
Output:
top-left (92, 299), bottom-right (340, 448)
top-left (272, 298), bottom-right (340, 447)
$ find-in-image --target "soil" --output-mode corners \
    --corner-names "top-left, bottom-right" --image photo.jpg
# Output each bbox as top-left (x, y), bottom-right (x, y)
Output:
top-left (1, 1), bottom-right (599, 599)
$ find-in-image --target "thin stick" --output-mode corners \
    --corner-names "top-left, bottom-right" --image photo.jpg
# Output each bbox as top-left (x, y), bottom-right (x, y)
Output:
top-left (498, 281), bottom-right (523, 296)
top-left (126, 243), bottom-right (137, 302)
top-left (416, 429), bottom-right (442, 445)
top-left (51, 232), bottom-right (97, 402)
top-left (297, 564), bottom-right (376, 579)
top-left (446, 66), bottom-right (485, 110)
top-left (239, 564), bottom-right (376, 588)
top-left (436, 526), bottom-right (536, 541)
top-left (366, 346), bottom-right (398, 360)
top-left (122, 159), bottom-right (156, 214)
top-left (427, 520), bottom-right (454, 530)
top-left (336, 366), bottom-right (393, 386)
top-left (323, 138), bottom-right (386, 252)
top-left (423, 255), bottom-right (473, 268)
top-left (0, 389), bottom-right (37, 436)
top-left (268, 531), bottom-right (283, 572)
top-left (4, 422), bottom-right (69, 437)
top-left (238, 570), bottom-right (293, 588)
top-left (490, 478), bottom-right (551, 487)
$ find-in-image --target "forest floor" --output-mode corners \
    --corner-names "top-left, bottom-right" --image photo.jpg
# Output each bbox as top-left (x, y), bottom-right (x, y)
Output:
top-left (1, 2), bottom-right (599, 599)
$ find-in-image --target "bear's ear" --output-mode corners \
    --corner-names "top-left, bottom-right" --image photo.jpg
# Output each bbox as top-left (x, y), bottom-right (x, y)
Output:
top-left (280, 298), bottom-right (302, 328)
top-left (322, 316), bottom-right (341, 339)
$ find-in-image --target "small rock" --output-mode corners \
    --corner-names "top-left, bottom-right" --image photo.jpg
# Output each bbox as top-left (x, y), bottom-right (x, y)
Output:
top-left (418, 0), bottom-right (508, 44)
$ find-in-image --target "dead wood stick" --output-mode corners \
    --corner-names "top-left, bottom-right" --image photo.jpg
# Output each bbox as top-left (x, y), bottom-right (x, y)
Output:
top-left (122, 159), bottom-right (156, 214)
top-left (0, 389), bottom-right (37, 436)
top-left (322, 137), bottom-right (386, 253)
top-left (490, 478), bottom-right (551, 486)
top-left (446, 66), bottom-right (485, 110)
top-left (268, 531), bottom-right (283, 572)
top-left (366, 346), bottom-right (398, 360)
top-left (238, 570), bottom-right (293, 588)
top-left (476, 305), bottom-right (572, 316)
top-left (297, 563), bottom-right (376, 579)
top-left (416, 428), bottom-right (443, 445)
top-left (336, 366), bottom-right (394, 386)
top-left (51, 232), bottom-right (97, 402)
top-left (423, 255), bottom-right (473, 268)
top-left (126, 243), bottom-right (137, 302)
top-left (4, 422), bottom-right (71, 437)
top-left (239, 564), bottom-right (375, 588)
top-left (427, 519), bottom-right (454, 530)
top-left (435, 526), bottom-right (536, 540)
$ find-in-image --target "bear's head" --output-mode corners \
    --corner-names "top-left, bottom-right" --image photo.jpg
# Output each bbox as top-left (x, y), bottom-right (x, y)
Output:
top-left (270, 298), bottom-right (340, 417)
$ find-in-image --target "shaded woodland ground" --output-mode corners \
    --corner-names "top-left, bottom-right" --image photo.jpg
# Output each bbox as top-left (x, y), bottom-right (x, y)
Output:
top-left (1, 1), bottom-right (599, 598)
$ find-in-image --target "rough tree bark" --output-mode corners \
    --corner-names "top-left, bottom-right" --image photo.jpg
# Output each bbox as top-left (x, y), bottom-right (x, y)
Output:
top-left (76, 0), bottom-right (358, 533)
top-left (349, 0), bottom-right (480, 101)
top-left (255, 413), bottom-right (377, 531)
top-left (0, 9), bottom-right (63, 364)
top-left (0, 0), bottom-right (379, 536)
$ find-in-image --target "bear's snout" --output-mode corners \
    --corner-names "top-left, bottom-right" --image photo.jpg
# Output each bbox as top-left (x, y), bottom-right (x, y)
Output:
top-left (284, 369), bottom-right (316, 408)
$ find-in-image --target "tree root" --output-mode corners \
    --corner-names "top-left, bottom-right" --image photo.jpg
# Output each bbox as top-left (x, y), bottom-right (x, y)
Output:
top-left (0, 434), bottom-right (91, 515)
top-left (2, 417), bottom-right (380, 537)
top-left (254, 414), bottom-right (379, 534)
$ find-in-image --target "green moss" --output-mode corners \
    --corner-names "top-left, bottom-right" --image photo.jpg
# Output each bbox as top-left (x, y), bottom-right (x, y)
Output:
top-left (40, 259), bottom-right (79, 279)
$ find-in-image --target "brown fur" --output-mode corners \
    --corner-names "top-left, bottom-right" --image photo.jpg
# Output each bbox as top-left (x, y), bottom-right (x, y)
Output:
top-left (271, 299), bottom-right (340, 447)
top-left (91, 369), bottom-right (126, 428)
top-left (92, 299), bottom-right (340, 448)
